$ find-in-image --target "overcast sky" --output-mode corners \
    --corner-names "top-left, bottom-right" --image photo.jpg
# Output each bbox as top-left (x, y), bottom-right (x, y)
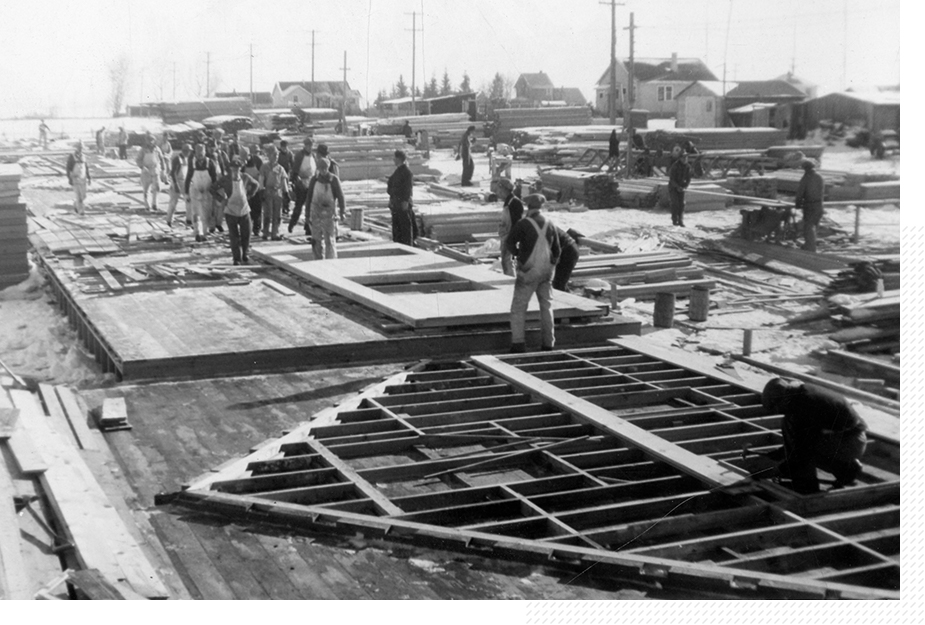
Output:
top-left (0, 0), bottom-right (902, 118)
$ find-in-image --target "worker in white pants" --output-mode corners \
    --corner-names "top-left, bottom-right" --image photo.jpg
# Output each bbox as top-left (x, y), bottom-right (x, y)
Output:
top-left (307, 158), bottom-right (347, 259)
top-left (184, 143), bottom-right (217, 242)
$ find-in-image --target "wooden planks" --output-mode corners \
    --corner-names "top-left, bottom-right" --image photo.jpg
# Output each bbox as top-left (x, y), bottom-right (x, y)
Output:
top-left (10, 390), bottom-right (169, 598)
top-left (0, 437), bottom-right (32, 599)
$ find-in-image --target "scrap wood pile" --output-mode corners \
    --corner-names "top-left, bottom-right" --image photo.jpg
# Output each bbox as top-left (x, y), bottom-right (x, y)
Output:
top-left (639, 127), bottom-right (788, 151)
top-left (827, 290), bottom-right (900, 355)
top-left (539, 169), bottom-right (619, 209)
top-left (511, 125), bottom-right (617, 148)
top-left (0, 164), bottom-right (28, 289)
top-left (571, 249), bottom-right (705, 298)
top-left (0, 383), bottom-right (168, 599)
top-left (493, 107), bottom-right (593, 144)
top-left (724, 175), bottom-right (778, 200)
top-left (825, 258), bottom-right (900, 295)
top-left (770, 169), bottom-right (899, 201)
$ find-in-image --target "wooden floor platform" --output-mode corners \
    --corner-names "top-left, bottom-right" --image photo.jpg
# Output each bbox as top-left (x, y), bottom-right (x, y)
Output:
top-left (164, 344), bottom-right (900, 599)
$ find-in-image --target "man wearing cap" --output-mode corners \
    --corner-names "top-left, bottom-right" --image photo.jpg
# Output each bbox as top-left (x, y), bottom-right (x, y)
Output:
top-left (244, 145), bottom-right (264, 236)
top-left (316, 144), bottom-right (339, 177)
top-left (667, 145), bottom-right (692, 227)
top-left (288, 136), bottom-right (318, 234)
top-left (761, 377), bottom-right (868, 494)
top-left (258, 145), bottom-right (290, 240)
top-left (496, 178), bottom-right (524, 276)
top-left (117, 126), bottom-right (128, 160)
top-left (506, 194), bottom-right (561, 353)
top-left (136, 134), bottom-right (165, 211)
top-left (794, 160), bottom-right (824, 252)
top-left (66, 141), bottom-right (90, 215)
top-left (387, 149), bottom-right (415, 246)
top-left (167, 143), bottom-right (192, 228)
top-left (457, 125), bottom-right (476, 187)
top-left (277, 139), bottom-right (294, 217)
top-left (305, 158), bottom-right (347, 259)
top-left (184, 143), bottom-right (218, 243)
top-left (217, 158), bottom-right (258, 265)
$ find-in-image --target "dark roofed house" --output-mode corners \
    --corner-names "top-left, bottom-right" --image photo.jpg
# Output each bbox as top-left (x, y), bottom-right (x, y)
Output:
top-left (595, 53), bottom-right (717, 117)
top-left (514, 72), bottom-right (555, 103)
top-left (724, 80), bottom-right (807, 107)
top-left (553, 87), bottom-right (587, 107)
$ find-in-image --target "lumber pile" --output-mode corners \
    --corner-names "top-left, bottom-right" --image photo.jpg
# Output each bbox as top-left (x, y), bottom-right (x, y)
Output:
top-left (639, 127), bottom-right (787, 151)
top-left (826, 258), bottom-right (900, 295)
top-left (494, 107), bottom-right (593, 143)
top-left (859, 181), bottom-right (900, 201)
top-left (667, 183), bottom-right (732, 211)
top-left (0, 164), bottom-right (28, 289)
top-left (724, 175), bottom-right (778, 201)
top-left (616, 179), bottom-right (661, 208)
top-left (539, 169), bottom-right (619, 209)
top-left (827, 291), bottom-right (900, 354)
top-left (148, 98), bottom-right (254, 124)
top-left (374, 113), bottom-right (484, 148)
top-left (418, 210), bottom-right (500, 244)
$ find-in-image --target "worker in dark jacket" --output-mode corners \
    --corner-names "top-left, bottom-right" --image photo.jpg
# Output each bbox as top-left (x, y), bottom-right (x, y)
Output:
top-left (277, 140), bottom-right (294, 217)
top-left (552, 227), bottom-right (582, 292)
top-left (387, 149), bottom-right (415, 246)
top-left (244, 145), bottom-right (264, 236)
top-left (316, 144), bottom-right (339, 177)
top-left (288, 137), bottom-right (317, 234)
top-left (761, 377), bottom-right (868, 494)
top-left (457, 125), bottom-right (476, 187)
top-left (497, 178), bottom-right (524, 276)
top-left (667, 146), bottom-right (692, 227)
top-left (507, 194), bottom-right (561, 353)
top-left (794, 160), bottom-right (824, 252)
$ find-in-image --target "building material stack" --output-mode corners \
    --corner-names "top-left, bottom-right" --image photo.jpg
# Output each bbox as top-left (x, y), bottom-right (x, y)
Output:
top-left (640, 127), bottom-right (787, 151)
top-left (148, 98), bottom-right (254, 124)
top-left (725, 176), bottom-right (778, 201)
top-left (310, 135), bottom-right (437, 181)
top-left (494, 107), bottom-right (593, 144)
top-left (374, 113), bottom-right (484, 148)
top-left (0, 164), bottom-right (28, 289)
top-left (539, 170), bottom-right (619, 208)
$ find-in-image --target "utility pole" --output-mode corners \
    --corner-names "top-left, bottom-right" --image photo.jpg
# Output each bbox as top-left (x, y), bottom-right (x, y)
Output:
top-left (206, 52), bottom-right (211, 97)
top-left (406, 12), bottom-right (423, 114)
top-left (249, 44), bottom-right (254, 105)
top-left (311, 30), bottom-right (316, 106)
top-left (172, 62), bottom-right (176, 100)
top-left (842, 0), bottom-right (848, 89)
top-left (600, 1), bottom-right (625, 125)
top-left (624, 12), bottom-right (637, 176)
top-left (339, 50), bottom-right (350, 131)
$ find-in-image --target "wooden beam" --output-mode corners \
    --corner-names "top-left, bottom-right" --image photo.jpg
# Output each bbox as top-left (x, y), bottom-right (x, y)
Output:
top-left (471, 355), bottom-right (751, 490)
top-left (0, 441), bottom-right (31, 598)
top-left (304, 439), bottom-right (403, 516)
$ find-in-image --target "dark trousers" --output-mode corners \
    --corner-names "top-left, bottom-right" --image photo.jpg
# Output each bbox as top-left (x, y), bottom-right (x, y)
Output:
top-left (669, 188), bottom-right (685, 225)
top-left (781, 415), bottom-right (867, 494)
top-left (118, 144), bottom-right (127, 160)
top-left (225, 213), bottom-right (252, 263)
top-left (801, 203), bottom-right (823, 252)
top-left (390, 203), bottom-right (414, 246)
top-left (248, 190), bottom-right (263, 234)
top-left (289, 182), bottom-right (311, 233)
top-left (461, 156), bottom-right (474, 186)
top-left (552, 244), bottom-right (580, 291)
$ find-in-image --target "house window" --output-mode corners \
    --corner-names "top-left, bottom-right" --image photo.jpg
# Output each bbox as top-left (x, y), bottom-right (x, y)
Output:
top-left (706, 100), bottom-right (713, 112)
top-left (657, 86), bottom-right (674, 102)
top-left (292, 95), bottom-right (299, 104)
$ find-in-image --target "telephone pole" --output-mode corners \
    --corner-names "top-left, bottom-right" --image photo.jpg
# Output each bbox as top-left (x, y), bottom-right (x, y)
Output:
top-left (311, 30), bottom-right (316, 106)
top-left (206, 52), bottom-right (211, 97)
top-left (339, 51), bottom-right (350, 130)
top-left (249, 44), bottom-right (254, 105)
top-left (600, 1), bottom-right (625, 125)
top-left (406, 12), bottom-right (423, 113)
top-left (172, 62), bottom-right (176, 100)
top-left (624, 13), bottom-right (637, 175)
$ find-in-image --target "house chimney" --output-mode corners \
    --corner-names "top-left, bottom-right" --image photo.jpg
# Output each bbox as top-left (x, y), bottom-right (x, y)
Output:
top-left (671, 52), bottom-right (678, 73)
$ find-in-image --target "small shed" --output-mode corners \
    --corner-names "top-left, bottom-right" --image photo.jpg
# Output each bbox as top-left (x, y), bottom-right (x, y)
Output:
top-left (799, 91), bottom-right (900, 133)
top-left (675, 81), bottom-right (729, 128)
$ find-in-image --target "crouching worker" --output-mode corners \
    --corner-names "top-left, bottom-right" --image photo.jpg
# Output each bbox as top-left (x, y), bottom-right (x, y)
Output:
top-left (217, 158), bottom-right (258, 265)
top-left (761, 377), bottom-right (868, 494)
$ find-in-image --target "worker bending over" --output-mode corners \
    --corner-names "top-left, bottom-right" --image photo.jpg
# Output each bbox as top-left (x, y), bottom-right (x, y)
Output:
top-left (761, 377), bottom-right (868, 494)
top-left (306, 158), bottom-right (347, 259)
top-left (507, 194), bottom-right (561, 353)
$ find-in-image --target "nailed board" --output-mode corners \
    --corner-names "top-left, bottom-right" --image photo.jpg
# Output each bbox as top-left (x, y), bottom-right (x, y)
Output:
top-left (251, 241), bottom-right (608, 329)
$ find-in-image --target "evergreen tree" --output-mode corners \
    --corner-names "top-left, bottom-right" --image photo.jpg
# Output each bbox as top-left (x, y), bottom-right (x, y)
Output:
top-left (424, 75), bottom-right (439, 98)
top-left (395, 75), bottom-right (409, 98)
top-left (440, 69), bottom-right (452, 95)
top-left (490, 73), bottom-right (506, 100)
top-left (459, 71), bottom-right (471, 93)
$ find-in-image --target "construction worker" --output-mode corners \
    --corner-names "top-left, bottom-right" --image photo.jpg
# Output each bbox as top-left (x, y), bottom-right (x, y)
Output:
top-left (316, 144), bottom-right (339, 177)
top-left (184, 143), bottom-right (218, 243)
top-left (95, 126), bottom-right (106, 155)
top-left (507, 194), bottom-right (561, 353)
top-left (794, 160), bottom-right (824, 252)
top-left (216, 158), bottom-right (258, 265)
top-left (387, 149), bottom-right (414, 246)
top-left (667, 145), bottom-right (692, 227)
top-left (761, 377), bottom-right (868, 494)
top-left (288, 136), bottom-right (317, 234)
top-left (306, 158), bottom-right (347, 259)
top-left (552, 227), bottom-right (582, 292)
top-left (244, 145), bottom-right (264, 236)
top-left (277, 139), bottom-right (294, 217)
top-left (258, 145), bottom-right (289, 240)
top-left (457, 125), bottom-right (476, 187)
top-left (65, 141), bottom-right (90, 215)
top-left (39, 119), bottom-right (50, 150)
top-left (166, 143), bottom-right (192, 228)
top-left (497, 178), bottom-right (524, 276)
top-left (117, 126), bottom-right (128, 160)
top-left (136, 134), bottom-right (164, 211)
top-left (402, 120), bottom-right (414, 145)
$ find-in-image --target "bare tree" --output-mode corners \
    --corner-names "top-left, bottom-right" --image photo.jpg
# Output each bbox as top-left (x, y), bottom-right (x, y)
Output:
top-left (107, 55), bottom-right (131, 117)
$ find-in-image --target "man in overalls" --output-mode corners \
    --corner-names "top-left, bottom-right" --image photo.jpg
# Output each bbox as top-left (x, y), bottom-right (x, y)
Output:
top-left (305, 158), bottom-right (347, 259)
top-left (258, 145), bottom-right (290, 240)
top-left (184, 143), bottom-right (218, 243)
top-left (167, 143), bottom-right (191, 228)
top-left (66, 141), bottom-right (90, 215)
top-left (136, 134), bottom-right (164, 211)
top-left (506, 194), bottom-right (561, 353)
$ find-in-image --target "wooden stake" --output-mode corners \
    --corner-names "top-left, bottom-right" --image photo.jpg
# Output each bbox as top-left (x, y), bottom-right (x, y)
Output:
top-left (742, 329), bottom-right (753, 356)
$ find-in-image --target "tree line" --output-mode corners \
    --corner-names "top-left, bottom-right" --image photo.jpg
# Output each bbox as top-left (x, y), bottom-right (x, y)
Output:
top-left (375, 70), bottom-right (514, 104)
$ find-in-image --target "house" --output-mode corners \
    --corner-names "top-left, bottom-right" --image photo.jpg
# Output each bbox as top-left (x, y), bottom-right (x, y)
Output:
top-left (553, 87), bottom-right (587, 107)
top-left (377, 96), bottom-right (417, 116)
top-left (724, 80), bottom-right (807, 109)
top-left (271, 81), bottom-right (363, 114)
top-left (595, 54), bottom-right (718, 117)
top-left (514, 72), bottom-right (555, 103)
top-left (419, 92), bottom-right (478, 117)
top-left (675, 81), bottom-right (732, 128)
top-left (215, 91), bottom-right (274, 108)
top-left (774, 72), bottom-right (818, 99)
top-left (798, 90), bottom-right (900, 134)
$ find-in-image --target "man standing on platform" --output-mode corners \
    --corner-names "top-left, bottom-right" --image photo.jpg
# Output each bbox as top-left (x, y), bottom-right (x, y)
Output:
top-left (66, 141), bottom-right (90, 215)
top-left (184, 143), bottom-right (218, 243)
top-left (506, 194), bottom-right (561, 353)
top-left (667, 145), bottom-right (691, 227)
top-left (305, 158), bottom-right (347, 259)
top-left (39, 119), bottom-right (50, 150)
top-left (457, 125), bottom-right (476, 187)
top-left (497, 178), bottom-right (524, 276)
top-left (244, 145), bottom-right (264, 237)
top-left (288, 136), bottom-right (317, 234)
top-left (136, 134), bottom-right (164, 211)
top-left (794, 160), bottom-right (824, 252)
top-left (258, 145), bottom-right (289, 240)
top-left (387, 149), bottom-right (414, 246)
top-left (167, 143), bottom-right (191, 228)
top-left (117, 126), bottom-right (129, 160)
top-left (277, 139), bottom-right (294, 217)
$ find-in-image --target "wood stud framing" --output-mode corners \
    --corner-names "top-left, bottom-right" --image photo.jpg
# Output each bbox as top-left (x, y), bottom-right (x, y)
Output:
top-left (171, 345), bottom-right (900, 599)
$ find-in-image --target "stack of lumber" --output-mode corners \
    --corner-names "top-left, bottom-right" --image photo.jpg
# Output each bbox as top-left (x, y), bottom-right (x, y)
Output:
top-left (616, 179), bottom-right (662, 208)
top-left (769, 168), bottom-right (848, 195)
top-left (374, 113), bottom-right (484, 147)
top-left (0, 164), bottom-right (28, 289)
top-left (309, 135), bottom-right (437, 181)
top-left (236, 129), bottom-right (280, 148)
top-left (859, 180), bottom-right (900, 200)
top-left (578, 250), bottom-right (711, 301)
top-left (667, 183), bottom-right (732, 211)
top-left (150, 98), bottom-right (254, 124)
top-left (639, 127), bottom-right (787, 151)
top-left (765, 145), bottom-right (825, 163)
top-left (539, 169), bottom-right (619, 208)
top-left (826, 258), bottom-right (900, 294)
top-left (828, 291), bottom-right (900, 354)
top-left (418, 210), bottom-right (500, 244)
top-left (494, 107), bottom-right (593, 143)
top-left (511, 125), bottom-right (618, 148)
top-left (724, 175), bottom-right (778, 201)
